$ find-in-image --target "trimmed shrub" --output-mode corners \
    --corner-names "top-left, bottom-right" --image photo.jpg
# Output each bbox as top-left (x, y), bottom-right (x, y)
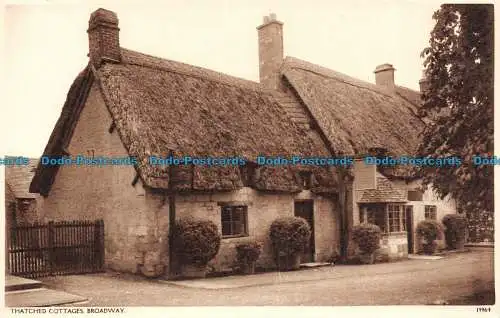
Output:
top-left (236, 240), bottom-right (262, 264)
top-left (172, 218), bottom-right (221, 266)
top-left (352, 224), bottom-right (381, 254)
top-left (416, 220), bottom-right (443, 255)
top-left (442, 214), bottom-right (468, 249)
top-left (269, 216), bottom-right (311, 257)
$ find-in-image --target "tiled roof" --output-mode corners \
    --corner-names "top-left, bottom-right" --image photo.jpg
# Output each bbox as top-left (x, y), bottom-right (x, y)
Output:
top-left (5, 158), bottom-right (39, 199)
top-left (358, 177), bottom-right (408, 203)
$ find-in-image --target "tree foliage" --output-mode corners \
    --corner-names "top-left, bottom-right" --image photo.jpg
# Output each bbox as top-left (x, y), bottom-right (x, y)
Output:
top-left (419, 4), bottom-right (494, 214)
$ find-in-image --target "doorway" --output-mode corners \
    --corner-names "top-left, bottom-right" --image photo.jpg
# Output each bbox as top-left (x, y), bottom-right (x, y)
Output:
top-left (294, 200), bottom-right (315, 263)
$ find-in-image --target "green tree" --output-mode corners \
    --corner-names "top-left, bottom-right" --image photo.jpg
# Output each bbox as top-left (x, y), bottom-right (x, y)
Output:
top-left (419, 4), bottom-right (493, 214)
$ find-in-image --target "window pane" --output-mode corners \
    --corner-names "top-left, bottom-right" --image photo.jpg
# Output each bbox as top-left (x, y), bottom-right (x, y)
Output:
top-left (232, 220), bottom-right (245, 235)
top-left (388, 205), bottom-right (402, 232)
top-left (425, 205), bottom-right (437, 220)
top-left (221, 208), bottom-right (232, 222)
top-left (220, 205), bottom-right (248, 236)
top-left (222, 221), bottom-right (232, 236)
top-left (374, 208), bottom-right (385, 232)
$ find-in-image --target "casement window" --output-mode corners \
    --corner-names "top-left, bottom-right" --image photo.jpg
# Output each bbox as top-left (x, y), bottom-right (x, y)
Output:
top-left (387, 204), bottom-right (406, 233)
top-left (360, 205), bottom-right (387, 233)
top-left (221, 205), bottom-right (248, 238)
top-left (360, 204), bottom-right (407, 233)
top-left (424, 205), bottom-right (437, 220)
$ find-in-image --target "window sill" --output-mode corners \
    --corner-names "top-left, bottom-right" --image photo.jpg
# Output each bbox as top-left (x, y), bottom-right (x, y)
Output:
top-left (222, 234), bottom-right (249, 240)
top-left (382, 231), bottom-right (407, 236)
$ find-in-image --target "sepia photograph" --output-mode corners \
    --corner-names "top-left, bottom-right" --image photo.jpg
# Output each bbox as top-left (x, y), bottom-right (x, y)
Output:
top-left (1, 0), bottom-right (495, 316)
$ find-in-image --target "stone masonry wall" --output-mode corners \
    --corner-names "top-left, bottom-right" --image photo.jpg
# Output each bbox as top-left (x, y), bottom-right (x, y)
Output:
top-left (175, 189), bottom-right (339, 272)
top-left (375, 233), bottom-right (408, 262)
top-left (40, 83), bottom-right (167, 276)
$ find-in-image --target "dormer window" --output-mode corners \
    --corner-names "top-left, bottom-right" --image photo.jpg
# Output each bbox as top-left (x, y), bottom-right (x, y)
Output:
top-left (367, 147), bottom-right (389, 157)
top-left (299, 171), bottom-right (312, 189)
top-left (239, 162), bottom-right (257, 187)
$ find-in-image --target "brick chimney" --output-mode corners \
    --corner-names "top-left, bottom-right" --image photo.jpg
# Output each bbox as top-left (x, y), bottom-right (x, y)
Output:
top-left (257, 13), bottom-right (284, 90)
top-left (374, 63), bottom-right (396, 89)
top-left (87, 8), bottom-right (121, 68)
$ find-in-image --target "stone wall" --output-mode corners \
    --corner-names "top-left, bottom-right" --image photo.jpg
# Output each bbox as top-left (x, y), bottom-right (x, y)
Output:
top-left (375, 232), bottom-right (408, 262)
top-left (40, 83), bottom-right (167, 277)
top-left (175, 189), bottom-right (339, 272)
top-left (15, 198), bottom-right (39, 225)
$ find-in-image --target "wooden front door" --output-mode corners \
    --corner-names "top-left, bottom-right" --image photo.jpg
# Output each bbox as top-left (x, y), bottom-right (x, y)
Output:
top-left (294, 200), bottom-right (314, 263)
top-left (405, 206), bottom-right (414, 253)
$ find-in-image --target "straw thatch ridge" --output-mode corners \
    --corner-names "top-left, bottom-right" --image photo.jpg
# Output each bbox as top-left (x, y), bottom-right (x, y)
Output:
top-left (281, 57), bottom-right (425, 158)
top-left (31, 49), bottom-right (339, 195)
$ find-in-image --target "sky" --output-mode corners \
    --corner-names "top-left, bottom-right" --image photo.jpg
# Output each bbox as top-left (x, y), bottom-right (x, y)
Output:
top-left (3, 0), bottom-right (442, 157)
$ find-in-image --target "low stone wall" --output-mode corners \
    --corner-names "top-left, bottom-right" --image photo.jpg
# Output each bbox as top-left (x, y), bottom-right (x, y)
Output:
top-left (375, 232), bottom-right (408, 262)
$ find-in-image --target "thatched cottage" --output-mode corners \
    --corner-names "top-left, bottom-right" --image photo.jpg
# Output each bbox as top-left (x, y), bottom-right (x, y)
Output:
top-left (30, 9), bottom-right (456, 277)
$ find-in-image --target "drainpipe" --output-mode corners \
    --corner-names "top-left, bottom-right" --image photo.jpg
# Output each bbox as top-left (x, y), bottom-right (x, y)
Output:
top-left (167, 150), bottom-right (176, 278)
top-left (168, 191), bottom-right (176, 278)
top-left (338, 170), bottom-right (349, 261)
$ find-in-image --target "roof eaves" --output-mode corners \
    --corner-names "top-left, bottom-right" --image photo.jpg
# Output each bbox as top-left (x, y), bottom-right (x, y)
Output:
top-left (30, 66), bottom-right (94, 195)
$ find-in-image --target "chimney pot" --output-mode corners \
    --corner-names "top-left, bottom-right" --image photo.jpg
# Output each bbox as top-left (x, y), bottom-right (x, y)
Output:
top-left (87, 8), bottom-right (121, 68)
top-left (419, 70), bottom-right (430, 94)
top-left (270, 13), bottom-right (277, 21)
top-left (374, 63), bottom-right (396, 89)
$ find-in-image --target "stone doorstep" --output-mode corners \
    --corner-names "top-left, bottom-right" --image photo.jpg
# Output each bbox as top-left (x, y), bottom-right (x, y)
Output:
top-left (5, 275), bottom-right (43, 292)
top-left (300, 262), bottom-right (332, 268)
top-left (408, 254), bottom-right (444, 260)
top-left (434, 248), bottom-right (472, 256)
top-left (465, 242), bottom-right (494, 248)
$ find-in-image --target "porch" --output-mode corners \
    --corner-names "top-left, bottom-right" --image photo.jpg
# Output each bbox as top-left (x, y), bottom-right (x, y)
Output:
top-left (358, 203), bottom-right (411, 261)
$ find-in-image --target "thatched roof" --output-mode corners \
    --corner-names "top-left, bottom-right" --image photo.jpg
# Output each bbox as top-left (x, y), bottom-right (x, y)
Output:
top-left (281, 57), bottom-right (425, 161)
top-left (30, 49), bottom-right (338, 195)
top-left (5, 157), bottom-right (39, 199)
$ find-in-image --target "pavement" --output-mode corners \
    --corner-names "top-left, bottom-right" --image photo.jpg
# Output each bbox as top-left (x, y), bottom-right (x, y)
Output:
top-left (4, 275), bottom-right (87, 307)
top-left (6, 288), bottom-right (87, 307)
top-left (34, 249), bottom-right (494, 306)
top-left (5, 276), bottom-right (43, 292)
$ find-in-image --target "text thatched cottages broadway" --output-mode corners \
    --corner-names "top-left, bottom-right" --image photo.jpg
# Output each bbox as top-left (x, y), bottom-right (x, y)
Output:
top-left (30, 9), bottom-right (457, 277)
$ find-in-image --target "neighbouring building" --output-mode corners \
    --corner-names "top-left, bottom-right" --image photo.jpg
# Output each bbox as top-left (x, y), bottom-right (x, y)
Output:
top-left (5, 157), bottom-right (41, 271)
top-left (29, 9), bottom-right (459, 278)
top-left (5, 157), bottom-right (41, 227)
